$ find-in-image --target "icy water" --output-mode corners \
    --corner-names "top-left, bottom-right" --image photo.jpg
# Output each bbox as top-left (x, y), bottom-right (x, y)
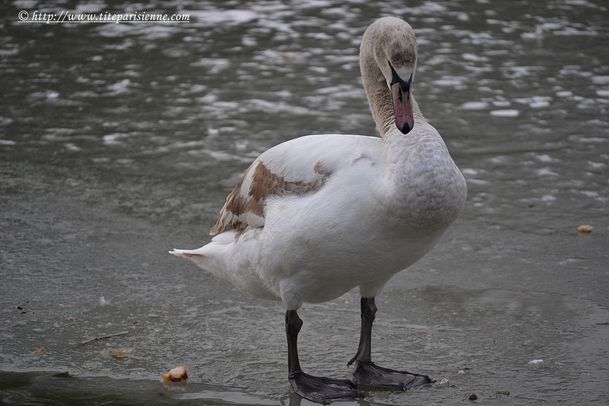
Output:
top-left (1, 0), bottom-right (609, 404)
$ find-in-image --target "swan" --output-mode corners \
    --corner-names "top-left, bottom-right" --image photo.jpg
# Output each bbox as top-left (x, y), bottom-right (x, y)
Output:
top-left (170, 16), bottom-right (467, 403)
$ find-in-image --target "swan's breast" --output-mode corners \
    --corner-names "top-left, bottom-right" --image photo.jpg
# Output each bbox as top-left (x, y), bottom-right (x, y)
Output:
top-left (383, 137), bottom-right (467, 230)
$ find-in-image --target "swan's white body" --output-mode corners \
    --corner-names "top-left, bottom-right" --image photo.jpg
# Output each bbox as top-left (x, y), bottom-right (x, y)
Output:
top-left (171, 17), bottom-right (467, 311)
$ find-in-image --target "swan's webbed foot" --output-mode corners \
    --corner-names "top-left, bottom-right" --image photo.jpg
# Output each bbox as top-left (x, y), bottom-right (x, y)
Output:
top-left (286, 310), bottom-right (361, 403)
top-left (349, 297), bottom-right (433, 390)
top-left (352, 361), bottom-right (432, 390)
top-left (289, 371), bottom-right (360, 404)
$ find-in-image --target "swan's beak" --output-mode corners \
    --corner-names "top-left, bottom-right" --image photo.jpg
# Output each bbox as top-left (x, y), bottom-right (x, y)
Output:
top-left (391, 78), bottom-right (414, 134)
top-left (388, 61), bottom-right (414, 134)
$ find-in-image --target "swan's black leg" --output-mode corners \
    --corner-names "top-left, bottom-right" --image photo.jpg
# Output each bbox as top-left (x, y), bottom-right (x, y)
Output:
top-left (286, 310), bottom-right (360, 404)
top-left (349, 297), bottom-right (432, 390)
top-left (348, 297), bottom-right (377, 366)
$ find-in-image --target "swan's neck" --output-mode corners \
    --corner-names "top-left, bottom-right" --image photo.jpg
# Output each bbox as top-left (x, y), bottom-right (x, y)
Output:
top-left (359, 45), bottom-right (423, 138)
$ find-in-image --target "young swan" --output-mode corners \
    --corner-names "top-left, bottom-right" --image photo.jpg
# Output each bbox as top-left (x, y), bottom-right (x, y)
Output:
top-left (171, 17), bottom-right (467, 404)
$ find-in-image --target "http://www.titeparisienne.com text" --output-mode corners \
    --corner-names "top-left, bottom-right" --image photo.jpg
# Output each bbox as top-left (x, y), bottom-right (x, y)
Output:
top-left (18, 10), bottom-right (191, 24)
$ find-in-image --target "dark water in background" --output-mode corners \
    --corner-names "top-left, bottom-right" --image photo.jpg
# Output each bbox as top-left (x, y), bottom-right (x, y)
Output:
top-left (1, 0), bottom-right (609, 404)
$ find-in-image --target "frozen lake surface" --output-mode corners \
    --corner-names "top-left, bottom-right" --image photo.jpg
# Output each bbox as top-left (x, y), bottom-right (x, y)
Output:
top-left (1, 0), bottom-right (609, 404)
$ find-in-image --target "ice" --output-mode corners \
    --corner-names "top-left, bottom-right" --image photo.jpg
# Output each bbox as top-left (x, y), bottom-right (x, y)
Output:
top-left (3, 1), bottom-right (609, 405)
top-left (521, 27), bottom-right (543, 40)
top-left (102, 133), bottom-right (129, 145)
top-left (591, 76), bottom-right (609, 85)
top-left (587, 161), bottom-right (607, 169)
top-left (13, 0), bottom-right (37, 8)
top-left (492, 100), bottom-right (511, 107)
top-left (107, 79), bottom-right (130, 95)
top-left (247, 99), bottom-right (310, 115)
top-left (433, 77), bottom-right (465, 87)
top-left (490, 109), bottom-right (519, 117)
top-left (242, 36), bottom-right (257, 47)
top-left (191, 58), bottom-right (230, 74)
top-left (462, 53), bottom-right (488, 62)
top-left (295, 0), bottom-right (332, 9)
top-left (64, 143), bottom-right (81, 152)
top-left (461, 168), bottom-right (480, 176)
top-left (534, 154), bottom-right (554, 163)
top-left (529, 100), bottom-right (550, 108)
top-left (535, 167), bottom-right (559, 177)
top-left (73, 2), bottom-right (106, 13)
top-left (554, 28), bottom-right (599, 36)
top-left (188, 9), bottom-right (258, 26)
top-left (462, 101), bottom-right (489, 110)
top-left (596, 89), bottom-right (609, 97)
top-left (580, 191), bottom-right (599, 198)
top-left (0, 116), bottom-right (14, 126)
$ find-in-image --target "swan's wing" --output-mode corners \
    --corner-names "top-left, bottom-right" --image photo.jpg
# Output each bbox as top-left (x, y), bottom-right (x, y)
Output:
top-left (209, 134), bottom-right (381, 236)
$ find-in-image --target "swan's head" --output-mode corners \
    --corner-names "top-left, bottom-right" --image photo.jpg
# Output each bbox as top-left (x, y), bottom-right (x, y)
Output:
top-left (362, 17), bottom-right (417, 134)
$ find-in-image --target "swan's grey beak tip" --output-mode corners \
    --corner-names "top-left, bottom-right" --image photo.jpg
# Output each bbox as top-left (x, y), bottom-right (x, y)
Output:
top-left (399, 121), bottom-right (412, 134)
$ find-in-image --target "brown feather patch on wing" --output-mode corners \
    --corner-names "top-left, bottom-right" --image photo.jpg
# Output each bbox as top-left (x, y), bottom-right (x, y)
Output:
top-left (209, 161), bottom-right (330, 236)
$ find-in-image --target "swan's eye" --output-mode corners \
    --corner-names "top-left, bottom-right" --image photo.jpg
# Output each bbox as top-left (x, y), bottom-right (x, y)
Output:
top-left (388, 61), bottom-right (400, 86)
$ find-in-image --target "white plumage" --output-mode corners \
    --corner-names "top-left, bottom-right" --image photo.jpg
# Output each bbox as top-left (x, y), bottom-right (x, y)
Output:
top-left (171, 118), bottom-right (466, 309)
top-left (171, 16), bottom-right (467, 401)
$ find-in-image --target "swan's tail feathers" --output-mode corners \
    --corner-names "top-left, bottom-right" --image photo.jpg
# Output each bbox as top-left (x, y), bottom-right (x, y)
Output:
top-left (169, 248), bottom-right (212, 272)
top-left (169, 248), bottom-right (203, 259)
